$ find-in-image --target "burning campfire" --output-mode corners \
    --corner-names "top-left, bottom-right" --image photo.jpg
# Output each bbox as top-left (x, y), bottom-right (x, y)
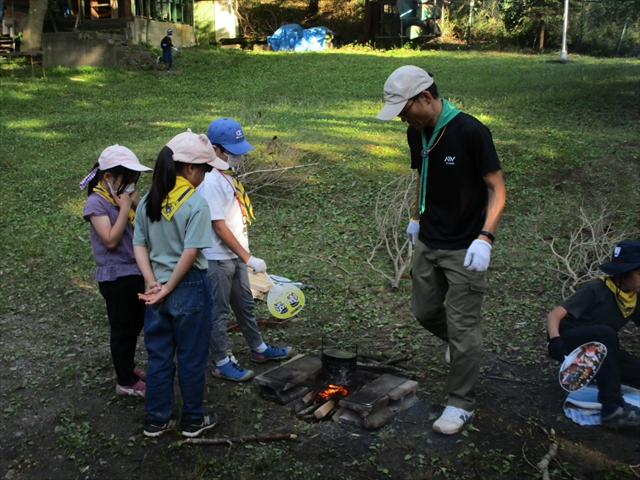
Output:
top-left (254, 348), bottom-right (420, 429)
top-left (317, 384), bottom-right (350, 401)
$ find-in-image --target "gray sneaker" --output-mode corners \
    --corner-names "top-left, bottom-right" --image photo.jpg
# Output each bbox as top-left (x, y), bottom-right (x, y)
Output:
top-left (601, 402), bottom-right (640, 428)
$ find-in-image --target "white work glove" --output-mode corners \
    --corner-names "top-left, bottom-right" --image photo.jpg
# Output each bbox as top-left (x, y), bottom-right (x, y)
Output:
top-left (246, 256), bottom-right (267, 274)
top-left (173, 46), bottom-right (178, 51)
top-left (463, 239), bottom-right (492, 272)
top-left (406, 219), bottom-right (420, 245)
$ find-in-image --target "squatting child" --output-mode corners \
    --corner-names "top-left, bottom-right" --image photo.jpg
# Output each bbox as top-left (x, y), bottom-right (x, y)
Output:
top-left (196, 117), bottom-right (293, 382)
top-left (81, 145), bottom-right (152, 398)
top-left (133, 130), bottom-right (228, 437)
top-left (547, 239), bottom-right (640, 427)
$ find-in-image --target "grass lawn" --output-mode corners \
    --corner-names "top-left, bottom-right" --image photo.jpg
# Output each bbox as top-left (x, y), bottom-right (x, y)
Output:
top-left (1, 47), bottom-right (639, 479)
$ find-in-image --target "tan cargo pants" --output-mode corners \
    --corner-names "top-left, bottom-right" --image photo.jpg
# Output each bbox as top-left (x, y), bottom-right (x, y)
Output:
top-left (411, 241), bottom-right (487, 411)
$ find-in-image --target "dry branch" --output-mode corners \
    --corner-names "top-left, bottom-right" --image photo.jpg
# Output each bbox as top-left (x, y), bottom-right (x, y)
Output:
top-left (234, 145), bottom-right (312, 195)
top-left (384, 354), bottom-right (413, 365)
top-left (367, 173), bottom-right (416, 288)
top-left (536, 443), bottom-right (558, 480)
top-left (357, 362), bottom-right (420, 378)
top-left (184, 433), bottom-right (298, 445)
top-left (540, 204), bottom-right (633, 299)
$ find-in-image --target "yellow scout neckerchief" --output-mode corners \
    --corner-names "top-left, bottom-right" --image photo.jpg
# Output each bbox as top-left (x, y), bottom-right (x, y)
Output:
top-left (93, 184), bottom-right (136, 225)
top-left (601, 276), bottom-right (637, 318)
top-left (161, 176), bottom-right (195, 221)
top-left (220, 169), bottom-right (255, 225)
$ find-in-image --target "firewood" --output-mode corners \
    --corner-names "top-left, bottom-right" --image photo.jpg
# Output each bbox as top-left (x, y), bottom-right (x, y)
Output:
top-left (184, 433), bottom-right (298, 445)
top-left (296, 400), bottom-right (323, 417)
top-left (314, 400), bottom-right (336, 419)
top-left (302, 390), bottom-right (317, 404)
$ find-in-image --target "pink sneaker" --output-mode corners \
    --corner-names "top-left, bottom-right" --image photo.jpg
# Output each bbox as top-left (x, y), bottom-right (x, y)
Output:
top-left (116, 379), bottom-right (145, 398)
top-left (133, 366), bottom-right (147, 381)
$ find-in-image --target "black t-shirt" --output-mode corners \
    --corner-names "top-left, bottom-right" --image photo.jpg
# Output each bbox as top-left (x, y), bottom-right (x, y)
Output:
top-left (408, 112), bottom-right (501, 250)
top-left (560, 278), bottom-right (640, 333)
top-left (161, 36), bottom-right (173, 51)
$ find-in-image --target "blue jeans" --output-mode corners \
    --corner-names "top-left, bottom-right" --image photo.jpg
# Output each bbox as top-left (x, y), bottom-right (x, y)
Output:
top-left (207, 259), bottom-right (263, 364)
top-left (144, 269), bottom-right (213, 423)
top-left (161, 49), bottom-right (173, 70)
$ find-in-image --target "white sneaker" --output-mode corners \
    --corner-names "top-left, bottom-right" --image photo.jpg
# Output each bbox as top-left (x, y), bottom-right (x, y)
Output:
top-left (433, 406), bottom-right (474, 434)
top-left (445, 345), bottom-right (450, 364)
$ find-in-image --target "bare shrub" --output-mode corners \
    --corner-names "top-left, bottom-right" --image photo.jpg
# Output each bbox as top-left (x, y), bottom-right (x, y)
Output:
top-left (541, 204), bottom-right (632, 299)
top-left (367, 173), bottom-right (416, 289)
top-left (235, 138), bottom-right (316, 195)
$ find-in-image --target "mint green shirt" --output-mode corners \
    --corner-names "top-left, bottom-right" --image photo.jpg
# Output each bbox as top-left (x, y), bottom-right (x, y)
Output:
top-left (133, 192), bottom-right (211, 284)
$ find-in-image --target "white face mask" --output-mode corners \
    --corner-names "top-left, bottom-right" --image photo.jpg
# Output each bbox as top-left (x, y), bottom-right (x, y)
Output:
top-left (107, 180), bottom-right (119, 197)
top-left (108, 179), bottom-right (136, 197)
top-left (226, 154), bottom-right (243, 169)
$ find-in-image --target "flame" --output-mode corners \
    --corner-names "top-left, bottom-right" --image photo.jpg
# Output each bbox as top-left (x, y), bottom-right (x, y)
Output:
top-left (317, 384), bottom-right (349, 400)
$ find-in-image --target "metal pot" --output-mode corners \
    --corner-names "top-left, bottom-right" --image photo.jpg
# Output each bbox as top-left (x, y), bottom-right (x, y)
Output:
top-left (321, 347), bottom-right (358, 386)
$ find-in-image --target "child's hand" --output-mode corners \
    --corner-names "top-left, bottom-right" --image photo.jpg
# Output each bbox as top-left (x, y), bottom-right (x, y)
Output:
top-left (138, 283), bottom-right (168, 305)
top-left (114, 192), bottom-right (134, 211)
top-left (130, 190), bottom-right (141, 209)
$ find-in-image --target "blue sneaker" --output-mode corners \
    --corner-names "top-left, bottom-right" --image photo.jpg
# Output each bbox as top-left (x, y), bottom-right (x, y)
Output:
top-left (251, 345), bottom-right (293, 363)
top-left (212, 361), bottom-right (254, 382)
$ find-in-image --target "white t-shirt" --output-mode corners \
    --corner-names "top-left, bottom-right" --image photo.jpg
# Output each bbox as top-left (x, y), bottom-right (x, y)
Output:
top-left (196, 170), bottom-right (249, 260)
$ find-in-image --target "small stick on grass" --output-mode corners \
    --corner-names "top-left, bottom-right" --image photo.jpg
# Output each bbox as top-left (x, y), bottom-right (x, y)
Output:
top-left (184, 433), bottom-right (298, 445)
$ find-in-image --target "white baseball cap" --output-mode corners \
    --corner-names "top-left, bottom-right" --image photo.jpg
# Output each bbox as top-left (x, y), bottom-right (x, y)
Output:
top-left (98, 145), bottom-right (152, 172)
top-left (166, 129), bottom-right (229, 170)
top-left (377, 66), bottom-right (434, 120)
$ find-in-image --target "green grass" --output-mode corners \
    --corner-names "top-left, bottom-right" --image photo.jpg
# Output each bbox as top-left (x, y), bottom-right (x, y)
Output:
top-left (1, 47), bottom-right (639, 479)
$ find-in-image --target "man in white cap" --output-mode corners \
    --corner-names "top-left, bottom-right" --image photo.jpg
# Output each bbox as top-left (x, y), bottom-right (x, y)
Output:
top-left (377, 65), bottom-right (506, 434)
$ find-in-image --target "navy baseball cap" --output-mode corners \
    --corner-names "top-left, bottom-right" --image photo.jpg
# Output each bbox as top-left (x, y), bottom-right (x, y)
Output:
top-left (206, 118), bottom-right (253, 155)
top-left (167, 29), bottom-right (173, 34)
top-left (599, 240), bottom-right (640, 275)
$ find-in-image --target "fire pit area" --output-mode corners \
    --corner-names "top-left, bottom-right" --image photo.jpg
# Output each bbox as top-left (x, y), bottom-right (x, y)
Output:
top-left (254, 350), bottom-right (418, 429)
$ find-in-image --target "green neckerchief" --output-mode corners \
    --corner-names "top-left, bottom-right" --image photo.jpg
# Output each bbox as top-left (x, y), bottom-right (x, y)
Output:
top-left (418, 99), bottom-right (461, 214)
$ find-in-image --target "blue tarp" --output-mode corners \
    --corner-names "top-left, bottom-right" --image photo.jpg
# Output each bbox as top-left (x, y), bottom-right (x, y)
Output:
top-left (267, 24), bottom-right (332, 52)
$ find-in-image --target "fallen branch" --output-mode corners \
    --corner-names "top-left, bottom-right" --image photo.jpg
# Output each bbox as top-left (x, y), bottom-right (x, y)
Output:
top-left (485, 375), bottom-right (536, 385)
top-left (536, 443), bottom-right (558, 480)
top-left (184, 433), bottom-right (298, 445)
top-left (357, 353), bottom-right (386, 363)
top-left (357, 362), bottom-right (420, 378)
top-left (384, 354), bottom-right (413, 365)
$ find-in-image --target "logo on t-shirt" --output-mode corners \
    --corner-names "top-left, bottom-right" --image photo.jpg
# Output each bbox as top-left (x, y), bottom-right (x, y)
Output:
top-left (444, 156), bottom-right (456, 166)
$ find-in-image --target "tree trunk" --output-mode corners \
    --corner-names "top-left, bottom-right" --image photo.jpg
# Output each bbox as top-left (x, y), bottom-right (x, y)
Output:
top-left (538, 20), bottom-right (545, 51)
top-left (22, 0), bottom-right (49, 51)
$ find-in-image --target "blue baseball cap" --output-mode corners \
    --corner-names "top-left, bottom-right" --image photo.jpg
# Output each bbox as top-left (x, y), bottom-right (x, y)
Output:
top-left (206, 118), bottom-right (253, 155)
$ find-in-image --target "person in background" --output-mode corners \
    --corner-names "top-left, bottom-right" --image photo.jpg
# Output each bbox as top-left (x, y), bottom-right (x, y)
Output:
top-left (158, 29), bottom-right (175, 72)
top-left (81, 145), bottom-right (152, 398)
